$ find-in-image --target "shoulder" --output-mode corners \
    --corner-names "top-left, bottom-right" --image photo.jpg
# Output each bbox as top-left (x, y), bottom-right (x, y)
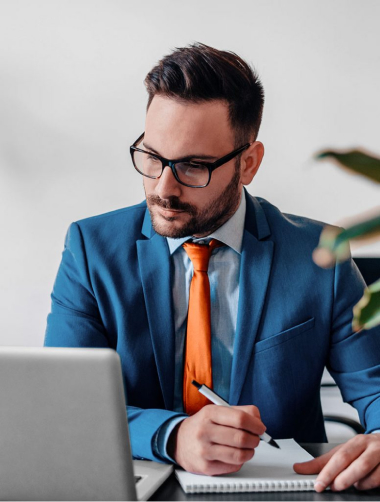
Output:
top-left (251, 195), bottom-right (334, 249)
top-left (64, 200), bottom-right (148, 249)
top-left (255, 196), bottom-right (329, 231)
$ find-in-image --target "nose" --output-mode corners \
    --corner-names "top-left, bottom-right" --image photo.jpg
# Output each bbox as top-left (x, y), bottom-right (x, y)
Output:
top-left (155, 164), bottom-right (182, 199)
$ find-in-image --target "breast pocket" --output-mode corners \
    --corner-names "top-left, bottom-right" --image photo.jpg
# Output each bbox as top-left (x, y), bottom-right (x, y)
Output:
top-left (253, 317), bottom-right (315, 354)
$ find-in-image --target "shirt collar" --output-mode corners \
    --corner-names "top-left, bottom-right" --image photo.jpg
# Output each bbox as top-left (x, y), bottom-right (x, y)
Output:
top-left (166, 190), bottom-right (246, 255)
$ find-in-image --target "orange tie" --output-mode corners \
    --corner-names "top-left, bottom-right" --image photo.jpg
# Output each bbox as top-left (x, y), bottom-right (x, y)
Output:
top-left (182, 239), bottom-right (223, 415)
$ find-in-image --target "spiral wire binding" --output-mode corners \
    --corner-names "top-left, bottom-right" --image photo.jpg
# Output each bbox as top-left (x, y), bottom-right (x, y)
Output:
top-left (185, 479), bottom-right (315, 493)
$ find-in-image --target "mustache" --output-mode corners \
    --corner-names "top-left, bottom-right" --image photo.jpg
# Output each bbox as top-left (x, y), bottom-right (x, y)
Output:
top-left (147, 195), bottom-right (196, 214)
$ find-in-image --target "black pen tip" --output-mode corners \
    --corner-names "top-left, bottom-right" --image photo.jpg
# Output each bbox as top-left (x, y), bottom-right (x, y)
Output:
top-left (269, 438), bottom-right (280, 449)
top-left (192, 380), bottom-right (201, 389)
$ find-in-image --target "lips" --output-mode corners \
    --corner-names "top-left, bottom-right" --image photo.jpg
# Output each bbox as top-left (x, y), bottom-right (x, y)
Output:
top-left (157, 207), bottom-right (185, 217)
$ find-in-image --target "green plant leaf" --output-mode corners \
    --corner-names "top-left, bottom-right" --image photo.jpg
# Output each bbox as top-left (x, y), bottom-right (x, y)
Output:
top-left (316, 149), bottom-right (380, 184)
top-left (312, 214), bottom-right (380, 268)
top-left (353, 280), bottom-right (380, 331)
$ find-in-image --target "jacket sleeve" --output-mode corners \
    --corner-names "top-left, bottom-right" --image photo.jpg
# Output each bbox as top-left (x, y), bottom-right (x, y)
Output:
top-left (44, 222), bottom-right (185, 462)
top-left (327, 256), bottom-right (380, 433)
top-left (45, 222), bottom-right (109, 348)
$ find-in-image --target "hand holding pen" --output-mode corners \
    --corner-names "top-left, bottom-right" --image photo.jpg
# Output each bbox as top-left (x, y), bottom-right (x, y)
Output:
top-left (192, 380), bottom-right (280, 449)
top-left (168, 382), bottom-right (275, 476)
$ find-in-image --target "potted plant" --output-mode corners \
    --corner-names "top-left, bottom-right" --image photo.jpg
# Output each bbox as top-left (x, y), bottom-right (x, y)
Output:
top-left (312, 149), bottom-right (380, 331)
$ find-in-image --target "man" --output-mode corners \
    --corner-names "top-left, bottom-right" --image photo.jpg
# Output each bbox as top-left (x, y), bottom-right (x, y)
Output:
top-left (45, 43), bottom-right (380, 492)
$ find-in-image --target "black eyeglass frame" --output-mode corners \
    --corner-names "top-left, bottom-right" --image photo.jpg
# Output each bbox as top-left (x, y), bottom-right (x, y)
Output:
top-left (130, 132), bottom-right (252, 188)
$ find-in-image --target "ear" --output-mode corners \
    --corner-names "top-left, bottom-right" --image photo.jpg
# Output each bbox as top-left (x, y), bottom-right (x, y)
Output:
top-left (240, 142), bottom-right (264, 185)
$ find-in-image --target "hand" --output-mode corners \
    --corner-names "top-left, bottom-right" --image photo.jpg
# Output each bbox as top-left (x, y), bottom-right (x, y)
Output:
top-left (170, 404), bottom-right (266, 475)
top-left (294, 434), bottom-right (380, 492)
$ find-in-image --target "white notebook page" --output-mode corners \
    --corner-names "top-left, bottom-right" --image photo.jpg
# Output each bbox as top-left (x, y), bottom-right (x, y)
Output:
top-left (175, 439), bottom-right (318, 493)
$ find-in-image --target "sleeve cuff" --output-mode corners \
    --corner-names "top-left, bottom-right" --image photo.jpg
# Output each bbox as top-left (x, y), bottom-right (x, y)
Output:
top-left (153, 415), bottom-right (188, 463)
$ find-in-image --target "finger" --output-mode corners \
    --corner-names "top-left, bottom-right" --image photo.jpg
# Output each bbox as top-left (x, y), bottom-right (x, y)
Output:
top-left (203, 405), bottom-right (266, 435)
top-left (208, 423), bottom-right (261, 450)
top-left (293, 445), bottom-right (341, 474)
top-left (193, 459), bottom-right (245, 476)
top-left (330, 449), bottom-right (380, 492)
top-left (354, 464), bottom-right (380, 491)
top-left (206, 443), bottom-right (256, 465)
top-left (237, 404), bottom-right (262, 420)
top-left (314, 441), bottom-right (367, 492)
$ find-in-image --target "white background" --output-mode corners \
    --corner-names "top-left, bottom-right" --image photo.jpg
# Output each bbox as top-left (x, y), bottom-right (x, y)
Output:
top-left (0, 0), bottom-right (379, 347)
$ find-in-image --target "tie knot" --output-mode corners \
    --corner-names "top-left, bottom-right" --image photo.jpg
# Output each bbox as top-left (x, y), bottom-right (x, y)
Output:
top-left (182, 239), bottom-right (223, 272)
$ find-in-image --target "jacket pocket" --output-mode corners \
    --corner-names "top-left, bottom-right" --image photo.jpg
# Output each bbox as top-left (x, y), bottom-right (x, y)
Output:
top-left (253, 317), bottom-right (315, 354)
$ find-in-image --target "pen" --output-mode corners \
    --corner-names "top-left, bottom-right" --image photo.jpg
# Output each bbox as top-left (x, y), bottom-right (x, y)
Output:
top-left (192, 380), bottom-right (280, 449)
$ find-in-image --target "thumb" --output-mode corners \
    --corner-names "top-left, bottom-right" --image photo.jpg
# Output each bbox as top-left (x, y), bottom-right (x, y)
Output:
top-left (293, 446), bottom-right (339, 474)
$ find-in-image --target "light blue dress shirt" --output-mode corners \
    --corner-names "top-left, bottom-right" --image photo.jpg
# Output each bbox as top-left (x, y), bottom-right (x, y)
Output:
top-left (154, 193), bottom-right (247, 461)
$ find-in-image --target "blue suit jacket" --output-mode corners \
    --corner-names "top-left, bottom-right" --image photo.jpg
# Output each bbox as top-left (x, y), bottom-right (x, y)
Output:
top-left (45, 193), bottom-right (380, 462)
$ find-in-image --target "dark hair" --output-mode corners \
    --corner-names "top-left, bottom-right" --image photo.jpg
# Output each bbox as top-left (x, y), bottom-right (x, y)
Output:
top-left (144, 42), bottom-right (264, 146)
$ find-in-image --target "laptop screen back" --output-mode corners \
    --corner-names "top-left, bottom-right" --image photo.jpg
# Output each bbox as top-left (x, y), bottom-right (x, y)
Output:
top-left (0, 347), bottom-right (137, 501)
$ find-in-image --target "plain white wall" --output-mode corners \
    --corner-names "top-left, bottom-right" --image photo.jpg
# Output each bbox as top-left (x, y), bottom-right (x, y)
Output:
top-left (1, 0), bottom-right (379, 346)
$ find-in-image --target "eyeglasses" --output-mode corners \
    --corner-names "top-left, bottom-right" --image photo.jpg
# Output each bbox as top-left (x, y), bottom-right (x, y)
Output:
top-left (130, 133), bottom-right (251, 188)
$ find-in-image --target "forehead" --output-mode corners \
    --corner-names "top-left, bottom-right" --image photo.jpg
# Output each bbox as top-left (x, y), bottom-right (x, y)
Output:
top-left (144, 95), bottom-right (234, 158)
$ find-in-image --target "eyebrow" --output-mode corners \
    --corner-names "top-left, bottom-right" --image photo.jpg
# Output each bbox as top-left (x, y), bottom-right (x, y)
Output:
top-left (142, 141), bottom-right (218, 161)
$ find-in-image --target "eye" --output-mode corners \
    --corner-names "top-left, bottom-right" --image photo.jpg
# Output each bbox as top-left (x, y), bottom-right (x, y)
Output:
top-left (146, 154), bottom-right (160, 163)
top-left (185, 166), bottom-right (200, 177)
top-left (177, 162), bottom-right (208, 177)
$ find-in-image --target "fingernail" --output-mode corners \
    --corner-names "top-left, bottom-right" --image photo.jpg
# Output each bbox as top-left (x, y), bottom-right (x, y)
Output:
top-left (314, 481), bottom-right (326, 492)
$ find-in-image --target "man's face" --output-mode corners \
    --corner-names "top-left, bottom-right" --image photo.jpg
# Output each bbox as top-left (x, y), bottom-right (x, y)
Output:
top-left (143, 96), bottom-right (243, 238)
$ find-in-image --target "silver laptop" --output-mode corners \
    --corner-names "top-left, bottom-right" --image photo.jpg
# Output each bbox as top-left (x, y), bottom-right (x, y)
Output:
top-left (0, 347), bottom-right (173, 501)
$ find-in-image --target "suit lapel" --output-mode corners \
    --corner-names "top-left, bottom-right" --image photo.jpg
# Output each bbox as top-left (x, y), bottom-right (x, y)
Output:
top-left (137, 194), bottom-right (274, 409)
top-left (229, 194), bottom-right (274, 405)
top-left (137, 214), bottom-right (175, 410)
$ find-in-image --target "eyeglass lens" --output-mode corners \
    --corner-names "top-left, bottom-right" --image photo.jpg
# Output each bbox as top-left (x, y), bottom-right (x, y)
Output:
top-left (133, 141), bottom-right (210, 187)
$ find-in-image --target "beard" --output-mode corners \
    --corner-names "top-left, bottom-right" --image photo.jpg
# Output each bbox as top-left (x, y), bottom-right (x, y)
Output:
top-left (145, 166), bottom-right (241, 238)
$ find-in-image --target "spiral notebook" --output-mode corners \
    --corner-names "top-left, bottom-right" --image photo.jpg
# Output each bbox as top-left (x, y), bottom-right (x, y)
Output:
top-left (175, 439), bottom-right (318, 493)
